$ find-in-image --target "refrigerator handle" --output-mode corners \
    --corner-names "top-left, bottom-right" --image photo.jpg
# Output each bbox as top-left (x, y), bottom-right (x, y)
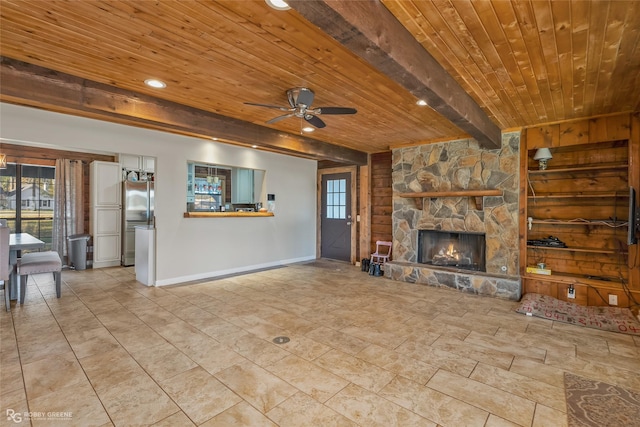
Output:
top-left (147, 181), bottom-right (151, 224)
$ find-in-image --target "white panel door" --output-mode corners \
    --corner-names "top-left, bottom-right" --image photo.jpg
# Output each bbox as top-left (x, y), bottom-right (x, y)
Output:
top-left (95, 208), bottom-right (121, 234)
top-left (91, 161), bottom-right (121, 206)
top-left (119, 154), bottom-right (142, 170)
top-left (143, 156), bottom-right (156, 173)
top-left (94, 235), bottom-right (121, 264)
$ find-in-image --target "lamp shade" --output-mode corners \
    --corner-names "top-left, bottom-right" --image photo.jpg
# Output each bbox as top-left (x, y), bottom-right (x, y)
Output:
top-left (533, 148), bottom-right (553, 161)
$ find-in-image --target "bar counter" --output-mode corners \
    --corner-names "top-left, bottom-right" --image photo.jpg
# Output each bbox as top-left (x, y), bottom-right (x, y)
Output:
top-left (183, 211), bottom-right (274, 218)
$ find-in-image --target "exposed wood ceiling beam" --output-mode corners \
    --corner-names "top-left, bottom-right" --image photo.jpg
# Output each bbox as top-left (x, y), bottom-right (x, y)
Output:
top-left (0, 57), bottom-right (367, 165)
top-left (288, 0), bottom-right (502, 149)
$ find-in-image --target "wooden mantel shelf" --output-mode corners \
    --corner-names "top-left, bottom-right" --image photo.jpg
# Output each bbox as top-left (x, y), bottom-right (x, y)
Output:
top-left (399, 189), bottom-right (502, 209)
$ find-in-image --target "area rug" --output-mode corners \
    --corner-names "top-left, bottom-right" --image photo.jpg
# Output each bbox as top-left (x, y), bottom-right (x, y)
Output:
top-left (565, 373), bottom-right (640, 427)
top-left (515, 293), bottom-right (640, 335)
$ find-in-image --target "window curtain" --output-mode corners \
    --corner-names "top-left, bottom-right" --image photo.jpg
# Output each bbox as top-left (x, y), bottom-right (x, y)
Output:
top-left (52, 159), bottom-right (84, 263)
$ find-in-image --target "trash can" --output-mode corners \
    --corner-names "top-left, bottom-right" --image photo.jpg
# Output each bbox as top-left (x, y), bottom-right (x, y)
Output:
top-left (68, 234), bottom-right (91, 270)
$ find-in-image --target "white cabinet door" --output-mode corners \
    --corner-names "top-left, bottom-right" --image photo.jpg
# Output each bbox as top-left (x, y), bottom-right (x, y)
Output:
top-left (91, 161), bottom-right (121, 206)
top-left (142, 156), bottom-right (155, 173)
top-left (95, 207), bottom-right (121, 234)
top-left (120, 154), bottom-right (155, 173)
top-left (93, 234), bottom-right (121, 267)
top-left (92, 207), bottom-right (121, 268)
top-left (90, 161), bottom-right (122, 268)
top-left (119, 154), bottom-right (141, 170)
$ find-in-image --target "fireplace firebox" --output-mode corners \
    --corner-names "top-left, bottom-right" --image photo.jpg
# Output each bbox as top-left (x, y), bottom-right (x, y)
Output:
top-left (418, 230), bottom-right (486, 272)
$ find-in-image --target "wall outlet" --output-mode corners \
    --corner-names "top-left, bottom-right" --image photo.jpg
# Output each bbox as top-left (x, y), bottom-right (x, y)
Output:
top-left (568, 286), bottom-right (576, 299)
top-left (608, 294), bottom-right (618, 306)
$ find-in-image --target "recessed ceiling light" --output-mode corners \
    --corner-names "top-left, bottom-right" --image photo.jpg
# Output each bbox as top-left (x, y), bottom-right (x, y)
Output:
top-left (302, 126), bottom-right (315, 133)
top-left (211, 137), bottom-right (218, 141)
top-left (265, 0), bottom-right (290, 10)
top-left (252, 145), bottom-right (258, 148)
top-left (416, 99), bottom-right (428, 106)
top-left (144, 78), bottom-right (166, 89)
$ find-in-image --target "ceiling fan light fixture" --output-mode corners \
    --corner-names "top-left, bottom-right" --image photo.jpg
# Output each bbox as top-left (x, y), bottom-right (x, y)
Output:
top-left (245, 87), bottom-right (355, 129)
top-left (144, 78), bottom-right (166, 89)
top-left (265, 0), bottom-right (290, 10)
top-left (302, 126), bottom-right (315, 133)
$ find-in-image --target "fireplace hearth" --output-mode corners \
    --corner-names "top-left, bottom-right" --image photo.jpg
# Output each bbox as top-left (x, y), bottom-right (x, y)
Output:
top-left (419, 230), bottom-right (486, 272)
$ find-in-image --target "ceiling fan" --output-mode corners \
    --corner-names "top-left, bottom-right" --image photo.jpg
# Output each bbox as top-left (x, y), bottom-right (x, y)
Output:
top-left (244, 87), bottom-right (357, 129)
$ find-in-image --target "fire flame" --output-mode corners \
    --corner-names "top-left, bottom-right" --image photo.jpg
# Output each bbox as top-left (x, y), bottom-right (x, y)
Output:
top-left (446, 243), bottom-right (460, 260)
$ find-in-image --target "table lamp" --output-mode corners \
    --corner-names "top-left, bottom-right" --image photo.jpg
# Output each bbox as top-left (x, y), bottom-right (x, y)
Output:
top-left (533, 148), bottom-right (553, 170)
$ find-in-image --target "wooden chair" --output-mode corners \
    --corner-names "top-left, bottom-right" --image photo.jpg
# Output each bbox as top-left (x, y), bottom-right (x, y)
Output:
top-left (0, 226), bottom-right (11, 311)
top-left (370, 241), bottom-right (392, 266)
top-left (17, 251), bottom-right (62, 304)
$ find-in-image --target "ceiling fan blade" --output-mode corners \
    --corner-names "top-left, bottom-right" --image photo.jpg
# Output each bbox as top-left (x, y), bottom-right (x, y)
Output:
top-left (297, 88), bottom-right (315, 107)
top-left (304, 115), bottom-right (326, 128)
top-left (244, 102), bottom-right (292, 112)
top-left (315, 107), bottom-right (357, 115)
top-left (287, 90), bottom-right (296, 108)
top-left (266, 113), bottom-right (295, 124)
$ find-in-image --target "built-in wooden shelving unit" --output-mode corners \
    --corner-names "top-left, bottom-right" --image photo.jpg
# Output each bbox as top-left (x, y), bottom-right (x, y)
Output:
top-left (520, 113), bottom-right (640, 308)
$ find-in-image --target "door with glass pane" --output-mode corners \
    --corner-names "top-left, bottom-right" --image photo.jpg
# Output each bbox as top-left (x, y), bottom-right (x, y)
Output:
top-left (0, 163), bottom-right (55, 251)
top-left (321, 172), bottom-right (351, 261)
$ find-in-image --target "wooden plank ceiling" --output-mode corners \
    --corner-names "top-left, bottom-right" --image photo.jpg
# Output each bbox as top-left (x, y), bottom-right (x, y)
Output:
top-left (1, 0), bottom-right (639, 161)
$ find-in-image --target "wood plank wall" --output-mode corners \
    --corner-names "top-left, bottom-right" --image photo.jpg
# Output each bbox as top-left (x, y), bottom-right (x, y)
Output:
top-left (370, 152), bottom-right (393, 254)
top-left (0, 142), bottom-right (115, 240)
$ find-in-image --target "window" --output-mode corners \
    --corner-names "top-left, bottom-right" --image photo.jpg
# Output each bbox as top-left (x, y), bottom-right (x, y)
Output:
top-left (326, 178), bottom-right (346, 219)
top-left (0, 163), bottom-right (55, 250)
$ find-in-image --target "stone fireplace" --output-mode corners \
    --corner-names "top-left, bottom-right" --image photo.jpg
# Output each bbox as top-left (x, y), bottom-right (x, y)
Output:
top-left (385, 133), bottom-right (522, 300)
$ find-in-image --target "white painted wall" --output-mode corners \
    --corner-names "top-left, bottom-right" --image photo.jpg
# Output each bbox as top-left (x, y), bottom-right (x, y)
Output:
top-left (0, 103), bottom-right (317, 285)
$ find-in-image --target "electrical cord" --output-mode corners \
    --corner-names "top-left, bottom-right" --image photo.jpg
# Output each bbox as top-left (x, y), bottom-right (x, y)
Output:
top-left (577, 279), bottom-right (639, 310)
top-left (535, 218), bottom-right (628, 228)
top-left (527, 175), bottom-right (536, 203)
top-left (616, 239), bottom-right (640, 310)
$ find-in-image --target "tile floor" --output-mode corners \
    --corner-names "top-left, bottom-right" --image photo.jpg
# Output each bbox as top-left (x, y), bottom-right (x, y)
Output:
top-left (1, 260), bottom-right (639, 426)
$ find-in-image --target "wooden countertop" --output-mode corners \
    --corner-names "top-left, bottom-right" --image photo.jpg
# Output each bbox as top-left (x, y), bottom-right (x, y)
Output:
top-left (183, 211), bottom-right (274, 218)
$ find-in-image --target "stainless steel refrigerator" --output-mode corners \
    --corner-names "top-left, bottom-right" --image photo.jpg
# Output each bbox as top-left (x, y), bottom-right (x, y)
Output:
top-left (122, 180), bottom-right (154, 266)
